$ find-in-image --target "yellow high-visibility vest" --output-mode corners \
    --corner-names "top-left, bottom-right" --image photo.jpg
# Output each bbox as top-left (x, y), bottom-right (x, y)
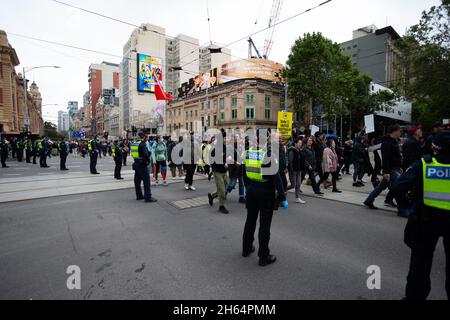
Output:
top-left (131, 142), bottom-right (141, 160)
top-left (245, 148), bottom-right (267, 182)
top-left (422, 158), bottom-right (450, 211)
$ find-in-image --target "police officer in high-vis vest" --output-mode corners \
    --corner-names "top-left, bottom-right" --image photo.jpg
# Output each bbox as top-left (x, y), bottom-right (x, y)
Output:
top-left (112, 140), bottom-right (123, 180)
top-left (392, 131), bottom-right (450, 300)
top-left (88, 136), bottom-right (99, 175)
top-left (242, 130), bottom-right (288, 267)
top-left (58, 138), bottom-right (69, 171)
top-left (131, 132), bottom-right (157, 203)
top-left (38, 137), bottom-right (49, 168)
top-left (25, 139), bottom-right (33, 164)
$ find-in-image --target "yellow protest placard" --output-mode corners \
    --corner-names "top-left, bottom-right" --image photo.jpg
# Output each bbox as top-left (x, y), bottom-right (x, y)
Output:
top-left (277, 112), bottom-right (293, 138)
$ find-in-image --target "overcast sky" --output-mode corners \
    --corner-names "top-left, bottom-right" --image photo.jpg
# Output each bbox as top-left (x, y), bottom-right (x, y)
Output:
top-left (0, 0), bottom-right (440, 124)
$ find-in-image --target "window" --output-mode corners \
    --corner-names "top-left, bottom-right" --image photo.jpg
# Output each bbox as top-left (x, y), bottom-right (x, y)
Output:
top-left (220, 112), bottom-right (225, 121)
top-left (195, 110), bottom-right (198, 117)
top-left (265, 95), bottom-right (271, 108)
top-left (0, 63), bottom-right (3, 79)
top-left (232, 109), bottom-right (238, 120)
top-left (231, 95), bottom-right (237, 108)
top-left (185, 122), bottom-right (188, 129)
top-left (246, 107), bottom-right (255, 120)
top-left (219, 97), bottom-right (225, 109)
top-left (265, 109), bottom-right (271, 120)
top-left (214, 116), bottom-right (217, 126)
top-left (190, 110), bottom-right (193, 118)
top-left (214, 99), bottom-right (218, 108)
top-left (186, 112), bottom-right (189, 119)
top-left (246, 93), bottom-right (256, 105)
top-left (0, 88), bottom-right (3, 104)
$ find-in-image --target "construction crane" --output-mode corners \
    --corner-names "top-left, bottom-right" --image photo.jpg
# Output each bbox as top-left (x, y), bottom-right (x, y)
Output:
top-left (262, 0), bottom-right (283, 59)
top-left (248, 0), bottom-right (283, 59)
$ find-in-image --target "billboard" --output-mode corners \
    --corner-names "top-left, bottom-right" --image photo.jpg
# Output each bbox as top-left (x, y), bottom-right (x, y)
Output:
top-left (178, 58), bottom-right (284, 98)
top-left (137, 53), bottom-right (163, 93)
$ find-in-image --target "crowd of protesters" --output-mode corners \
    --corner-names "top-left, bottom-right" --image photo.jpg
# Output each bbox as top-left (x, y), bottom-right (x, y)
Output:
top-left (2, 122), bottom-right (447, 219)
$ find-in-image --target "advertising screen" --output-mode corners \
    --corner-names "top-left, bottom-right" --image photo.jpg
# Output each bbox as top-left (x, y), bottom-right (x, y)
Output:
top-left (137, 53), bottom-right (163, 93)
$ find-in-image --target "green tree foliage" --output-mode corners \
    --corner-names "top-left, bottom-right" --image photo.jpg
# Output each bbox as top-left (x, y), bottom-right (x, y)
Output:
top-left (396, 0), bottom-right (450, 126)
top-left (285, 32), bottom-right (397, 126)
top-left (44, 121), bottom-right (58, 140)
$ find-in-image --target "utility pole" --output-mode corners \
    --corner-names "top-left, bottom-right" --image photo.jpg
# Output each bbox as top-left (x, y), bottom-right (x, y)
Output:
top-left (284, 80), bottom-right (288, 112)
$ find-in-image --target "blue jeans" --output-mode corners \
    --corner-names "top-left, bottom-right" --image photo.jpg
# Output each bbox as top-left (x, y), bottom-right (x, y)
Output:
top-left (307, 169), bottom-right (321, 194)
top-left (227, 175), bottom-right (245, 198)
top-left (365, 169), bottom-right (401, 204)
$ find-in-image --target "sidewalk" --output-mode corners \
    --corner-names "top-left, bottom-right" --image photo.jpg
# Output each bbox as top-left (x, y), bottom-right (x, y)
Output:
top-left (287, 172), bottom-right (397, 213)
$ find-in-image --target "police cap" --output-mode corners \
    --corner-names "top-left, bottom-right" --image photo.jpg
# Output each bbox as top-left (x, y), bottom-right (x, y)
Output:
top-left (138, 132), bottom-right (146, 138)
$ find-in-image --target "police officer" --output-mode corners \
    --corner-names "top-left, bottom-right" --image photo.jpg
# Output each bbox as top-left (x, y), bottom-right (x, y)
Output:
top-left (32, 139), bottom-right (38, 165)
top-left (16, 139), bottom-right (24, 162)
top-left (58, 138), bottom-right (69, 171)
top-left (112, 140), bottom-right (123, 180)
top-left (25, 139), bottom-right (33, 164)
top-left (88, 136), bottom-right (100, 175)
top-left (1, 137), bottom-right (9, 168)
top-left (38, 137), bottom-right (49, 168)
top-left (131, 132), bottom-right (157, 203)
top-left (391, 131), bottom-right (450, 300)
top-left (242, 130), bottom-right (288, 267)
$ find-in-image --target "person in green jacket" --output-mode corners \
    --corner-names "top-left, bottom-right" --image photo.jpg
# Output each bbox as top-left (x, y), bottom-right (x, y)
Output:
top-left (152, 136), bottom-right (168, 186)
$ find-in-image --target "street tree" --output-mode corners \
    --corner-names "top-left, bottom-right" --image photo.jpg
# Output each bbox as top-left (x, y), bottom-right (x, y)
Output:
top-left (285, 32), bottom-right (397, 131)
top-left (395, 0), bottom-right (450, 127)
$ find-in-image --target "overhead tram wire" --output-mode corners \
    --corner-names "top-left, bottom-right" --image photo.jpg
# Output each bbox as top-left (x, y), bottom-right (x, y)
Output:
top-left (179, 0), bottom-right (334, 69)
top-left (7, 32), bottom-right (200, 76)
top-left (49, 0), bottom-right (202, 49)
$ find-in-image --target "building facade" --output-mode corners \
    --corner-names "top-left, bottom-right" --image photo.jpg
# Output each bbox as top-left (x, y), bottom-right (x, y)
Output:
top-left (88, 61), bottom-right (119, 135)
top-left (0, 30), bottom-right (44, 136)
top-left (199, 44), bottom-right (231, 73)
top-left (340, 25), bottom-right (403, 88)
top-left (165, 78), bottom-right (284, 135)
top-left (165, 34), bottom-right (200, 97)
top-left (119, 23), bottom-right (167, 136)
top-left (57, 111), bottom-right (70, 132)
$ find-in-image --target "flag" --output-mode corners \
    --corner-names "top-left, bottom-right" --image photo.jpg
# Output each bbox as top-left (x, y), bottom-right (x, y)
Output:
top-left (154, 75), bottom-right (174, 101)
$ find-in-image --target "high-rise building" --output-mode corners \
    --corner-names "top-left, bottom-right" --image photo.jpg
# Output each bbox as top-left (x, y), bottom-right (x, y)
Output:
top-left (340, 25), bottom-right (403, 87)
top-left (199, 43), bottom-right (231, 73)
top-left (67, 101), bottom-right (78, 117)
top-left (119, 23), bottom-right (166, 135)
top-left (165, 34), bottom-right (200, 96)
top-left (88, 61), bottom-right (119, 134)
top-left (57, 111), bottom-right (70, 132)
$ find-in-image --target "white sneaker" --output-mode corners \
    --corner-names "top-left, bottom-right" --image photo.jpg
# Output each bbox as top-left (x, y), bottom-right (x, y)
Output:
top-left (189, 185), bottom-right (196, 191)
top-left (155, 180), bottom-right (160, 186)
top-left (180, 176), bottom-right (186, 180)
top-left (296, 198), bottom-right (306, 204)
top-left (163, 180), bottom-right (168, 186)
top-left (184, 184), bottom-right (189, 190)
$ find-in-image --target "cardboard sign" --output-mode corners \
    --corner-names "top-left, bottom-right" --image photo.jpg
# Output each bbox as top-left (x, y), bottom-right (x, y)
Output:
top-left (278, 112), bottom-right (293, 138)
top-left (364, 114), bottom-right (375, 134)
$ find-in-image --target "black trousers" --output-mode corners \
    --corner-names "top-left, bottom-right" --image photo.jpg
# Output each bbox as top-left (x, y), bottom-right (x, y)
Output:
top-left (133, 162), bottom-right (151, 200)
top-left (26, 150), bottom-right (31, 163)
top-left (184, 164), bottom-right (196, 186)
top-left (1, 153), bottom-right (7, 167)
top-left (17, 149), bottom-right (23, 162)
top-left (243, 185), bottom-right (275, 259)
top-left (114, 160), bottom-right (122, 178)
top-left (405, 214), bottom-right (450, 300)
top-left (32, 151), bottom-right (37, 164)
top-left (60, 154), bottom-right (67, 170)
top-left (39, 150), bottom-right (47, 167)
top-left (123, 154), bottom-right (128, 166)
top-left (90, 152), bottom-right (98, 173)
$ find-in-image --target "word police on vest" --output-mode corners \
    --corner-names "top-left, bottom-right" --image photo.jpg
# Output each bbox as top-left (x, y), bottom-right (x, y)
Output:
top-left (427, 167), bottom-right (450, 179)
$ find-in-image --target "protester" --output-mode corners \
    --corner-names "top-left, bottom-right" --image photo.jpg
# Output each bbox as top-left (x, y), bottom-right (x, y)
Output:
top-left (402, 127), bottom-right (424, 171)
top-left (288, 137), bottom-right (306, 204)
top-left (320, 139), bottom-right (341, 193)
top-left (152, 136), bottom-right (168, 186)
top-left (302, 136), bottom-right (323, 195)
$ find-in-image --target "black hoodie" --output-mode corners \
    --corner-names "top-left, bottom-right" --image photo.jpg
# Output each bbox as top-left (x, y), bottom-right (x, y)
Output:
top-left (381, 135), bottom-right (402, 173)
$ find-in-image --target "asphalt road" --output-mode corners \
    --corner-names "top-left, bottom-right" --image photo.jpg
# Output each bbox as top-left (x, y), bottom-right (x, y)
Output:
top-left (0, 179), bottom-right (447, 300)
top-left (0, 154), bottom-right (123, 179)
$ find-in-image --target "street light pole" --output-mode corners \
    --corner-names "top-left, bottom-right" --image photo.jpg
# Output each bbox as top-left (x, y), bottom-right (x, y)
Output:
top-left (22, 66), bottom-right (60, 133)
